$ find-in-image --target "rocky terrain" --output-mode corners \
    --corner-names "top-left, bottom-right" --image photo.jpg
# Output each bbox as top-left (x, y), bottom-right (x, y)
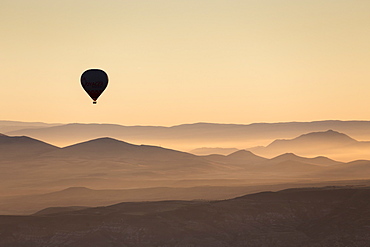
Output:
top-left (0, 186), bottom-right (369, 247)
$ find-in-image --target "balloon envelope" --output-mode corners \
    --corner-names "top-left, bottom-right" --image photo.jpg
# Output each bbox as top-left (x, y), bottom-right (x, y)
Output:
top-left (81, 69), bottom-right (108, 104)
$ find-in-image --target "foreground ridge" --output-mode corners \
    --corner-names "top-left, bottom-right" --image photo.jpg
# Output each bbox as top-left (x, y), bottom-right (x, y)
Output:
top-left (0, 186), bottom-right (369, 247)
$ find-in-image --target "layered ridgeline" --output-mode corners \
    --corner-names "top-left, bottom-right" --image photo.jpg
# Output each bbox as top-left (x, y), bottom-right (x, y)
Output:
top-left (0, 187), bottom-right (369, 247)
top-left (1, 133), bottom-right (370, 215)
top-left (5, 120), bottom-right (370, 151)
top-left (0, 120), bottom-right (60, 133)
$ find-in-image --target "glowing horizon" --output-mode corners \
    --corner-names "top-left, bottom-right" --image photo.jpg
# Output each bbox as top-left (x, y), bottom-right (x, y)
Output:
top-left (2, 0), bottom-right (370, 126)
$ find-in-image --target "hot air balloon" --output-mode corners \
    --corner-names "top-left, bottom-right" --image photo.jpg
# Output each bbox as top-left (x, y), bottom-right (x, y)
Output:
top-left (81, 69), bottom-right (108, 104)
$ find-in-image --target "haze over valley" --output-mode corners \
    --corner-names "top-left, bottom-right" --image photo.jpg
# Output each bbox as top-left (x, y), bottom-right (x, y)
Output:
top-left (1, 119), bottom-right (370, 245)
top-left (1, 120), bottom-right (370, 210)
top-left (3, 108), bottom-right (367, 239)
top-left (5, 120), bottom-right (370, 161)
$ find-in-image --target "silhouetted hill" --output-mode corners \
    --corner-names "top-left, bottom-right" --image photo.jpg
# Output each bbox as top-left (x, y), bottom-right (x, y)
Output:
top-left (6, 123), bottom-right (168, 147)
top-left (0, 134), bottom-right (59, 159)
top-left (0, 136), bottom-right (242, 197)
top-left (0, 187), bottom-right (369, 246)
top-left (56, 137), bottom-right (195, 159)
top-left (43, 137), bottom-right (214, 171)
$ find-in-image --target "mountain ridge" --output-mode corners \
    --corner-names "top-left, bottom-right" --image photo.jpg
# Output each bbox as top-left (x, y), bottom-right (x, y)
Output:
top-left (248, 130), bottom-right (370, 161)
top-left (267, 129), bottom-right (357, 148)
top-left (6, 120), bottom-right (370, 150)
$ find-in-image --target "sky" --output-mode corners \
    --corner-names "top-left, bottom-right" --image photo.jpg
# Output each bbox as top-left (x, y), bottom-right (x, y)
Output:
top-left (1, 0), bottom-right (370, 126)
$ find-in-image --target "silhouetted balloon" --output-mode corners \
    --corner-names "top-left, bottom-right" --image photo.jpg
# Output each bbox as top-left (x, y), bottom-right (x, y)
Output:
top-left (81, 69), bottom-right (108, 104)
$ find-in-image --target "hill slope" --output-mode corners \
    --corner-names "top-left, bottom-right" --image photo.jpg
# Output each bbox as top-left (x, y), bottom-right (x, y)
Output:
top-left (0, 187), bottom-right (369, 247)
top-left (0, 134), bottom-right (59, 159)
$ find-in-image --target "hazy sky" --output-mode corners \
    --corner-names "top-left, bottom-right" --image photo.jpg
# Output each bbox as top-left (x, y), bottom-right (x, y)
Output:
top-left (2, 0), bottom-right (370, 126)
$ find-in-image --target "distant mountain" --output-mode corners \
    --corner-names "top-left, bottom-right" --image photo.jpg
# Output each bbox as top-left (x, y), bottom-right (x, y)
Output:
top-left (249, 130), bottom-right (370, 161)
top-left (6, 120), bottom-right (370, 150)
top-left (0, 134), bottom-right (59, 159)
top-left (1, 187), bottom-right (369, 247)
top-left (267, 129), bottom-right (357, 149)
top-left (0, 120), bottom-right (60, 133)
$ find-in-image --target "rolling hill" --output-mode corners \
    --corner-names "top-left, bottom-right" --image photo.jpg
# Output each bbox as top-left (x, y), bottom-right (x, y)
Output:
top-left (1, 134), bottom-right (370, 210)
